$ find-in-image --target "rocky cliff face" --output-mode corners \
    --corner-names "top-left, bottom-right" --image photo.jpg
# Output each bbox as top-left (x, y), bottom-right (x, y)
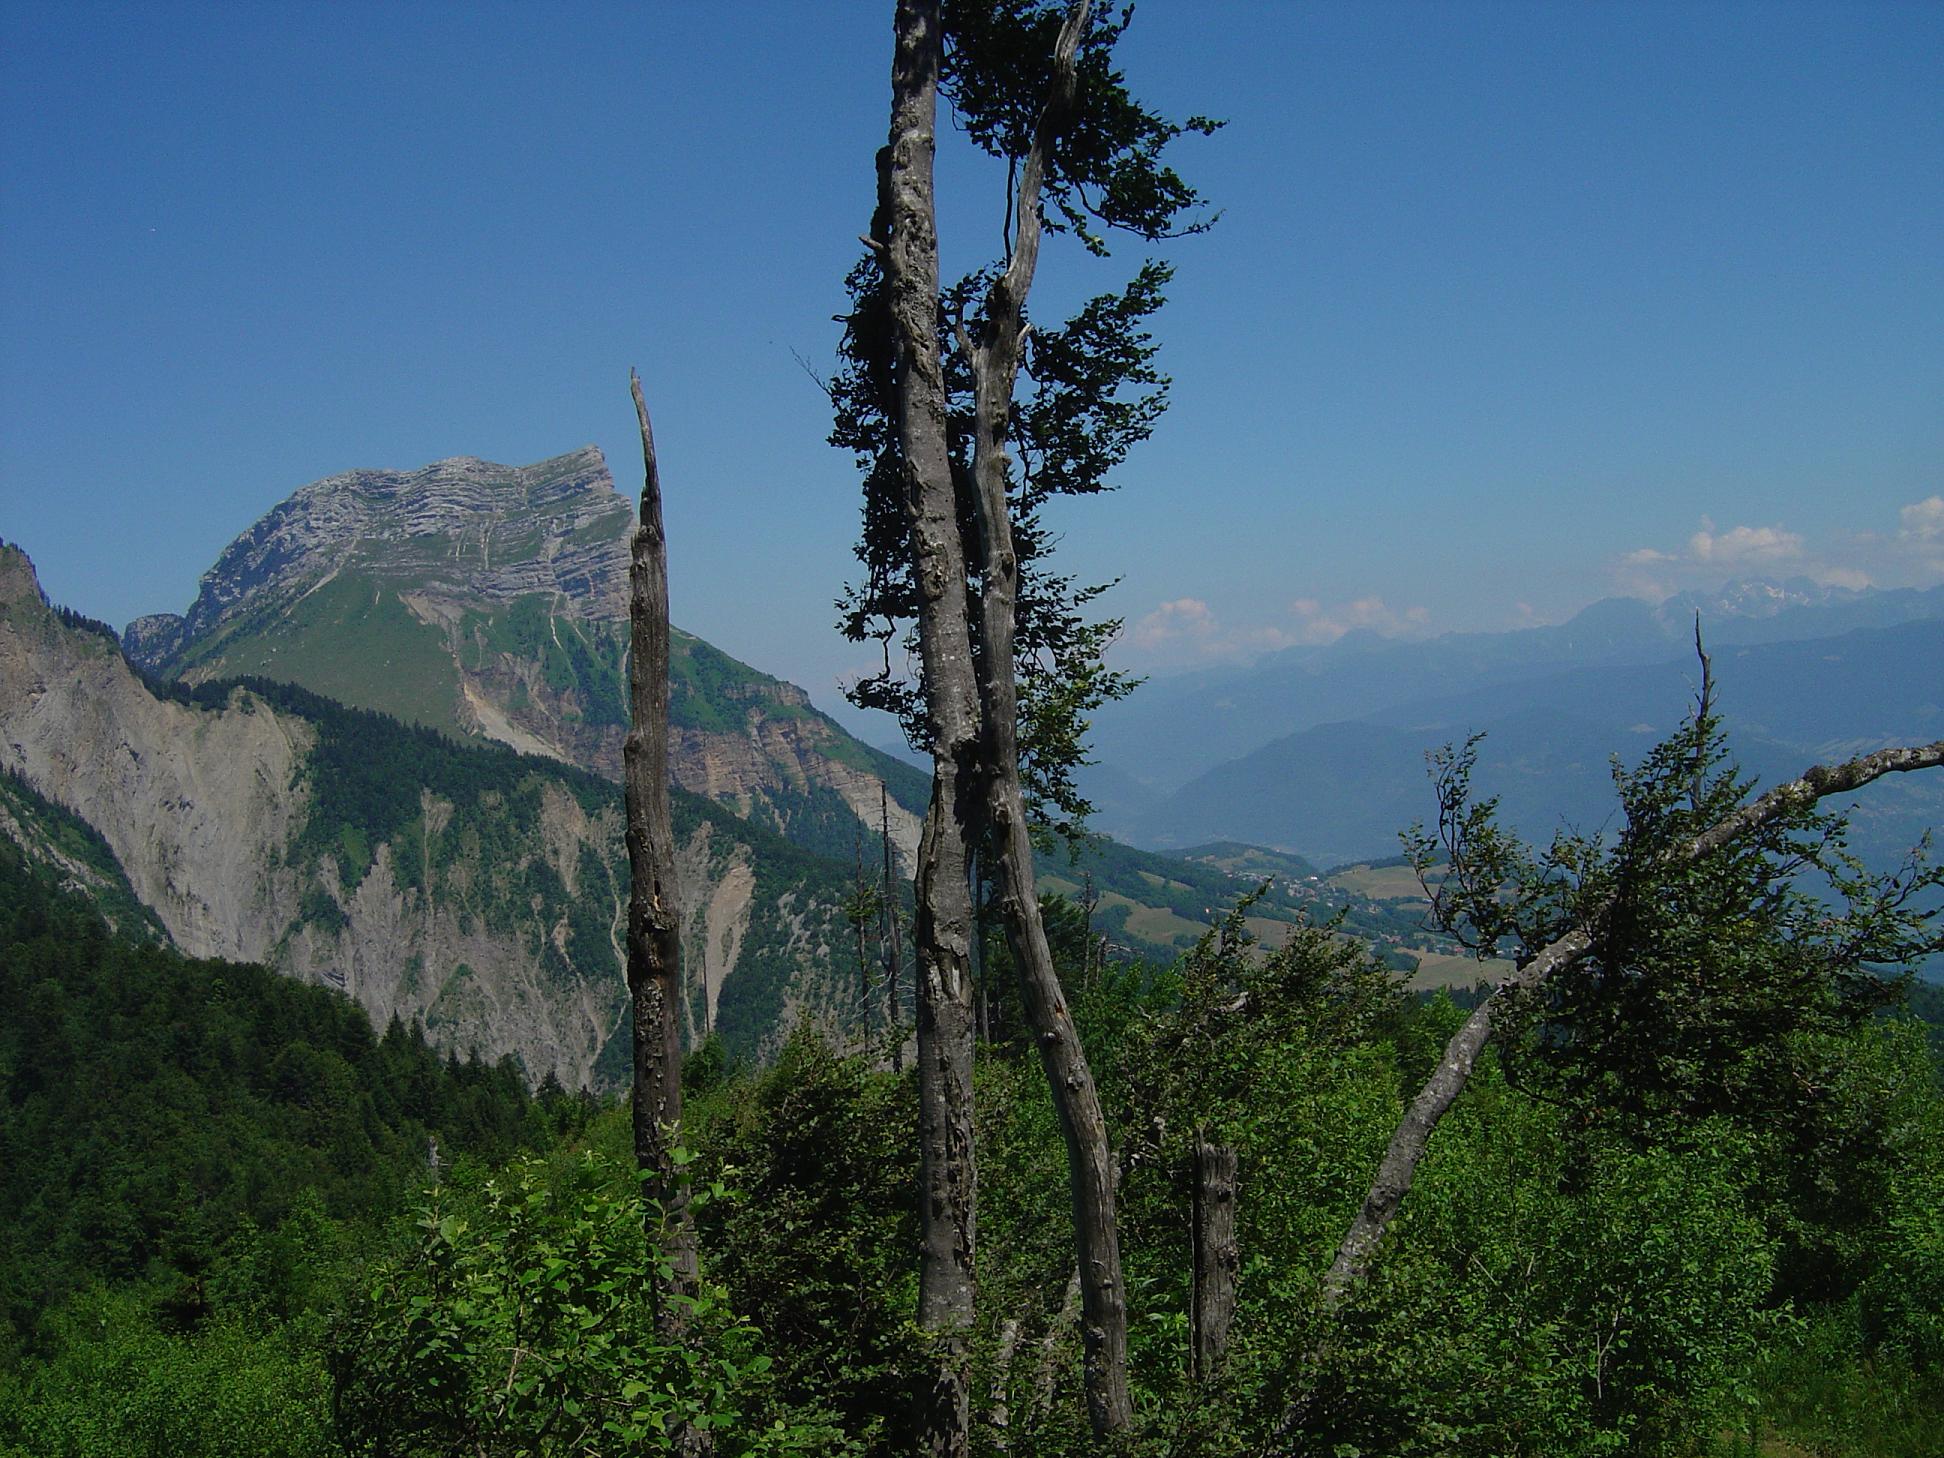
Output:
top-left (123, 447), bottom-right (926, 874)
top-left (2, 548), bottom-right (316, 964)
top-left (3, 545), bottom-right (854, 1082)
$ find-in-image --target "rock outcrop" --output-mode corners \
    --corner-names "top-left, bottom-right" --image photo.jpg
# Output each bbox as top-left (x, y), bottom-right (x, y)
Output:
top-left (3, 545), bottom-right (854, 1083)
top-left (124, 447), bottom-right (927, 874)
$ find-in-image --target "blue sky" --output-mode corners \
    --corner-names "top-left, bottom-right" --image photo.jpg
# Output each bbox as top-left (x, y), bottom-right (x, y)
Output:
top-left (3, 1), bottom-right (1939, 738)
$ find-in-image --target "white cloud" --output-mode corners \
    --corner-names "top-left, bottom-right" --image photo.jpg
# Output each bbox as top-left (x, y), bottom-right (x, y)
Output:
top-left (1900, 495), bottom-right (1944, 542)
top-left (1287, 594), bottom-right (1430, 645)
top-left (1686, 521), bottom-right (1803, 566)
top-left (1130, 597), bottom-right (1219, 649)
top-left (1121, 592), bottom-right (1430, 668)
top-left (1609, 499), bottom-right (1944, 599)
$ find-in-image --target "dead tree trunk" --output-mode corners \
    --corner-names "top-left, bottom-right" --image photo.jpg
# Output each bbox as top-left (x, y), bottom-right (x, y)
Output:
top-left (883, 4), bottom-right (982, 1450)
top-left (1191, 1142), bottom-right (1239, 1384)
top-left (987, 1317), bottom-right (1022, 1453)
top-left (624, 369), bottom-right (694, 1323)
top-left (954, 0), bottom-right (1131, 1434)
top-left (1029, 1268), bottom-right (1083, 1430)
top-left (849, 832), bottom-right (876, 1043)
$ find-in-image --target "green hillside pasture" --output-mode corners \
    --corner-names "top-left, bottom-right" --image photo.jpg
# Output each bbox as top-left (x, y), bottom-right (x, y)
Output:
top-left (180, 573), bottom-right (461, 734)
top-left (1329, 861), bottom-right (1435, 901)
top-left (460, 596), bottom-right (627, 729)
top-left (1405, 948), bottom-right (1513, 990)
top-left (1108, 891), bottom-right (1204, 947)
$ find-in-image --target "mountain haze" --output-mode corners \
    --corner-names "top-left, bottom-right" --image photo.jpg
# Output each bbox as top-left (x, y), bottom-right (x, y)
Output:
top-left (1091, 580), bottom-right (1944, 803)
top-left (1118, 618), bottom-right (1944, 870)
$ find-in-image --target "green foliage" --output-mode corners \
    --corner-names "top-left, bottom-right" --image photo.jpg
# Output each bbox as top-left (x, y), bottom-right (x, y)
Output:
top-left (687, 1033), bottom-right (922, 1450)
top-left (0, 838), bottom-right (547, 1349)
top-left (1855, 1039), bottom-right (1944, 1367)
top-left (1308, 1099), bottom-right (1780, 1458)
top-left (1100, 912), bottom-right (1407, 1438)
top-left (331, 1149), bottom-right (848, 1456)
top-left (0, 1286), bottom-right (332, 1458)
top-left (0, 765), bottom-right (167, 944)
top-left (1411, 711), bottom-right (1939, 1137)
top-left (1746, 1304), bottom-right (1944, 1458)
top-left (941, 0), bottom-right (1221, 254)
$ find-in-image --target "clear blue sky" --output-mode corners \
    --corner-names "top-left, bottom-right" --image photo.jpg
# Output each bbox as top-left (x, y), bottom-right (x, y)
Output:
top-left (3, 1), bottom-right (1939, 738)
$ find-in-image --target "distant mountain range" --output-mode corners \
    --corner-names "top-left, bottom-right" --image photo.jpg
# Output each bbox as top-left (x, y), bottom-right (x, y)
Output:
top-left (7, 446), bottom-right (1937, 1074)
top-left (1088, 582), bottom-right (1944, 869)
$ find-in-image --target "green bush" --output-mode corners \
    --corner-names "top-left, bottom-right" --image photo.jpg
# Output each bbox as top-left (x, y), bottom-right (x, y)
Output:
top-left (330, 1150), bottom-right (852, 1456)
top-left (0, 1286), bottom-right (330, 1458)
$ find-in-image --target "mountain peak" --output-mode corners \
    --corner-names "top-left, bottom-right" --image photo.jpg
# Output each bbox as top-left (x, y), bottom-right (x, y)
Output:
top-left (103, 452), bottom-right (929, 873)
top-left (0, 542), bottom-right (43, 609)
top-left (124, 447), bottom-right (633, 682)
top-left (1657, 576), bottom-right (1860, 623)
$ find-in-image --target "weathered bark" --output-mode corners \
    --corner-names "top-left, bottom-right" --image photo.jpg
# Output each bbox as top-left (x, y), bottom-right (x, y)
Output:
top-left (987, 1317), bottom-right (1022, 1452)
top-left (624, 370), bottom-right (694, 1321)
top-left (851, 835), bottom-right (874, 1040)
top-left (957, 0), bottom-right (1132, 1434)
top-left (881, 779), bottom-right (906, 1072)
top-left (884, 4), bottom-right (981, 1450)
top-left (1320, 736), bottom-right (1944, 1311)
top-left (1191, 1142), bottom-right (1239, 1384)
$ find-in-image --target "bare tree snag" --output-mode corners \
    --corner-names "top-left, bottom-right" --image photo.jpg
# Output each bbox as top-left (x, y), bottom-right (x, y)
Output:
top-left (1320, 736), bottom-right (1944, 1311)
top-left (884, 4), bottom-right (982, 1450)
top-left (1191, 1141), bottom-right (1239, 1384)
top-left (624, 369), bottom-right (694, 1325)
top-left (848, 832), bottom-right (877, 1042)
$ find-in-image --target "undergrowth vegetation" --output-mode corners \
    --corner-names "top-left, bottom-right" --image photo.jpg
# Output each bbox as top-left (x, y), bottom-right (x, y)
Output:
top-left (3, 797), bottom-right (1941, 1453)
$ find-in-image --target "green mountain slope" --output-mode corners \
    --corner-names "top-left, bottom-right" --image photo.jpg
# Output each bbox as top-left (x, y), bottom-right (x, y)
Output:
top-left (0, 829), bottom-right (550, 1339)
top-left (2, 544), bottom-right (866, 1080)
top-left (122, 448), bottom-right (931, 876)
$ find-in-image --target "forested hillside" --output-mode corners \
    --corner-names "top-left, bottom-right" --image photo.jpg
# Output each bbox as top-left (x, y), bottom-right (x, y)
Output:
top-left (0, 832), bottom-right (568, 1451)
top-left (6, 838), bottom-right (1940, 1455)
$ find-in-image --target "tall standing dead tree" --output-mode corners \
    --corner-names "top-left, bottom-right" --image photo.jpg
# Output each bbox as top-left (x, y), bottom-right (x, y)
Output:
top-left (624, 369), bottom-right (695, 1329)
top-left (1191, 1140), bottom-right (1240, 1385)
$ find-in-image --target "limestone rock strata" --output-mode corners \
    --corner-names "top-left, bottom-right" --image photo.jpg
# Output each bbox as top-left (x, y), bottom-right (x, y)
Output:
top-left (121, 446), bottom-right (925, 875)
